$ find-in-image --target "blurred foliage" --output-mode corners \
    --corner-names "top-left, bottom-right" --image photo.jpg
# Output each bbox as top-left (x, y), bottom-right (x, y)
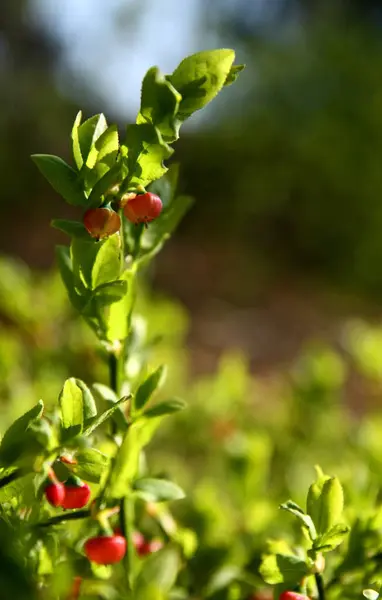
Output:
top-left (2, 256), bottom-right (382, 597)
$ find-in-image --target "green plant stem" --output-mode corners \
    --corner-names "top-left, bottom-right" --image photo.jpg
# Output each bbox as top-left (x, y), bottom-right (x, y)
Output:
top-left (121, 496), bottom-right (135, 593)
top-left (109, 352), bottom-right (119, 395)
top-left (315, 572), bottom-right (326, 600)
top-left (36, 509), bottom-right (91, 528)
top-left (0, 468), bottom-right (26, 489)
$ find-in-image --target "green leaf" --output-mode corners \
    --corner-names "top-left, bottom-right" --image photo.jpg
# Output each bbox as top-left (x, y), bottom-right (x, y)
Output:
top-left (280, 500), bottom-right (317, 541)
top-left (318, 477), bottom-right (344, 534)
top-left (307, 468), bottom-right (344, 535)
top-left (92, 383), bottom-right (129, 431)
top-left (312, 523), bottom-right (350, 553)
top-left (259, 553), bottom-right (310, 585)
top-left (135, 365), bottom-right (167, 412)
top-left (91, 280), bottom-right (128, 308)
top-left (224, 64), bottom-right (245, 87)
top-left (144, 398), bottom-right (187, 419)
top-left (105, 269), bottom-right (135, 342)
top-left (123, 123), bottom-right (173, 188)
top-left (71, 110), bottom-right (83, 169)
top-left (91, 234), bottom-right (121, 289)
top-left (71, 234), bottom-right (121, 291)
top-left (55, 245), bottom-right (85, 310)
top-left (133, 478), bottom-right (185, 502)
top-left (95, 124), bottom-right (119, 165)
top-left (84, 124), bottom-right (120, 191)
top-left (75, 379), bottom-right (97, 420)
top-left (0, 401), bottom-right (44, 465)
top-left (51, 219), bottom-right (91, 240)
top-left (73, 448), bottom-right (109, 483)
top-left (83, 395), bottom-right (130, 436)
top-left (59, 378), bottom-right (84, 439)
top-left (78, 114), bottom-right (108, 167)
top-left (168, 49), bottom-right (236, 119)
top-left (306, 465), bottom-right (331, 528)
top-left (137, 66), bottom-right (182, 142)
top-left (31, 154), bottom-right (85, 206)
top-left (108, 417), bottom-right (162, 497)
top-left (135, 547), bottom-right (180, 594)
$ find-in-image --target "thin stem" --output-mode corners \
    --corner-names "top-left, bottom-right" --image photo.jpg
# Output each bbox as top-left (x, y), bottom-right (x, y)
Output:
top-left (0, 468), bottom-right (26, 489)
top-left (36, 509), bottom-right (91, 528)
top-left (315, 572), bottom-right (326, 600)
top-left (109, 352), bottom-right (119, 395)
top-left (121, 496), bottom-right (135, 593)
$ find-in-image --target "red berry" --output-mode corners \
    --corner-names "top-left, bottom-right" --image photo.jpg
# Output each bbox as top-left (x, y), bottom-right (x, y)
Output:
top-left (83, 208), bottom-right (120, 239)
top-left (84, 535), bottom-right (126, 565)
top-left (279, 593), bottom-right (311, 600)
top-left (123, 192), bottom-right (162, 224)
top-left (45, 482), bottom-right (65, 507)
top-left (61, 481), bottom-right (91, 509)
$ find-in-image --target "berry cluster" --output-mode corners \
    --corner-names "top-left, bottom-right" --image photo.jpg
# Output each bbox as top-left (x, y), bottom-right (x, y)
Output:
top-left (45, 476), bottom-right (91, 509)
top-left (83, 192), bottom-right (163, 240)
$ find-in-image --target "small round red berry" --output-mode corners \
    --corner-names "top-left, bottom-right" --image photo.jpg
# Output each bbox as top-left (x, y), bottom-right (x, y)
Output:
top-left (279, 593), bottom-right (311, 600)
top-left (61, 477), bottom-right (91, 509)
top-left (123, 192), bottom-right (162, 225)
top-left (44, 482), bottom-right (65, 507)
top-left (84, 535), bottom-right (127, 565)
top-left (83, 208), bottom-right (121, 239)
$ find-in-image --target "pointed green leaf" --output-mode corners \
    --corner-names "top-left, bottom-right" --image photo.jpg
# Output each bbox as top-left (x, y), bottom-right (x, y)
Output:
top-left (55, 245), bottom-right (86, 310)
top-left (71, 234), bottom-right (121, 291)
top-left (224, 64), bottom-right (245, 86)
top-left (51, 219), bottom-right (91, 240)
top-left (31, 154), bottom-right (86, 206)
top-left (83, 395), bottom-right (130, 436)
top-left (137, 66), bottom-right (182, 142)
top-left (91, 280), bottom-right (128, 308)
top-left (168, 49), bottom-right (236, 119)
top-left (105, 269), bottom-right (135, 342)
top-left (123, 123), bottom-right (173, 188)
top-left (135, 365), bottom-right (167, 412)
top-left (0, 401), bottom-right (44, 465)
top-left (92, 383), bottom-right (128, 431)
top-left (78, 113), bottom-right (108, 167)
top-left (108, 417), bottom-right (163, 497)
top-left (144, 398), bottom-right (187, 418)
top-left (59, 378), bottom-right (84, 438)
top-left (75, 379), bottom-right (97, 420)
top-left (71, 110), bottom-right (83, 169)
top-left (280, 500), bottom-right (317, 541)
top-left (73, 448), bottom-right (109, 483)
top-left (312, 523), bottom-right (350, 553)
